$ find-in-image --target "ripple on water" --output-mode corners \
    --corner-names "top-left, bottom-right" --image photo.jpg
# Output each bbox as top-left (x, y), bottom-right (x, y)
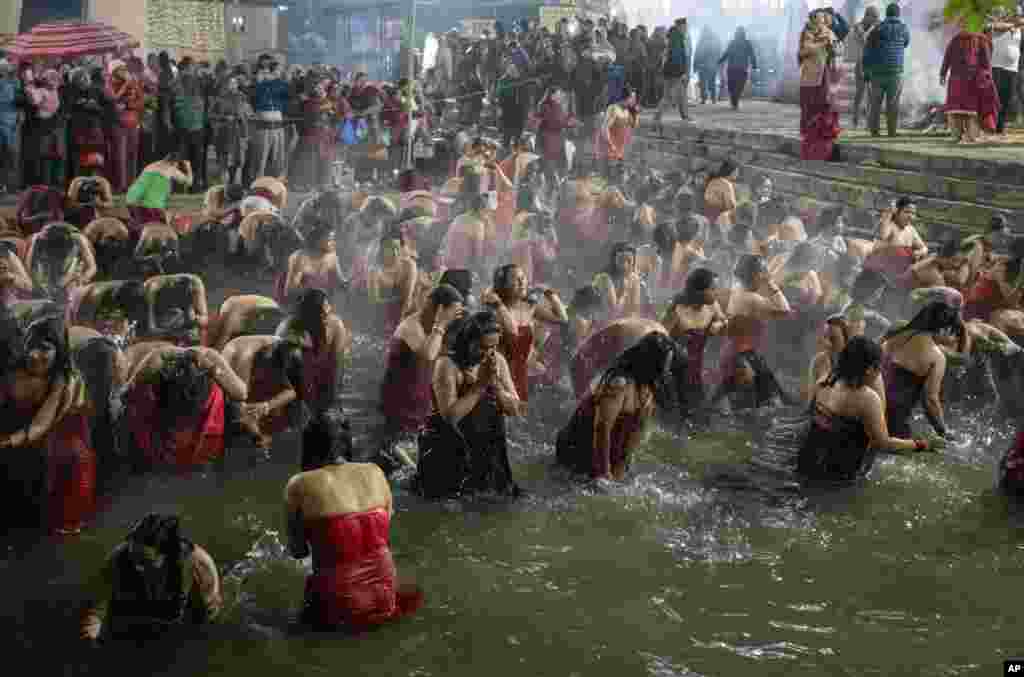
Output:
top-left (638, 652), bottom-right (704, 677)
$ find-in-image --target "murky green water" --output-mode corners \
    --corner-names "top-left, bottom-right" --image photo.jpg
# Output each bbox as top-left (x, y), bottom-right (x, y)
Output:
top-left (4, 264), bottom-right (1024, 677)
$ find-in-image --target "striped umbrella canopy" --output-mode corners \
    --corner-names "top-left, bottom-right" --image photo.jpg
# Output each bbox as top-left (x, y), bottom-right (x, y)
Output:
top-left (6, 21), bottom-right (139, 60)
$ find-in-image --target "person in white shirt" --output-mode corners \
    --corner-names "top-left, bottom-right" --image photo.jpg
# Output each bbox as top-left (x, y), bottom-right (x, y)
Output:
top-left (988, 10), bottom-right (1024, 135)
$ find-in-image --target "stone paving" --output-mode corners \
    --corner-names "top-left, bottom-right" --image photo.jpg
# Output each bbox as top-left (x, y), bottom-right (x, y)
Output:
top-left (640, 98), bottom-right (1024, 166)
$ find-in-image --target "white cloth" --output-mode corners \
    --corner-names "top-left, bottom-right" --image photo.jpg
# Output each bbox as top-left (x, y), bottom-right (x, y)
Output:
top-left (992, 29), bottom-right (1021, 72)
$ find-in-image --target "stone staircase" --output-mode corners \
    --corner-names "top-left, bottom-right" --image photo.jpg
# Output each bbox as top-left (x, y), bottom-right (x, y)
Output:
top-left (633, 121), bottom-right (1024, 244)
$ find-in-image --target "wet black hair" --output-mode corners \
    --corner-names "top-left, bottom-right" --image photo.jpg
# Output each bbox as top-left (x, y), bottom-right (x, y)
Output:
top-left (127, 514), bottom-right (193, 596)
top-left (300, 406), bottom-right (352, 471)
top-left (706, 159), bottom-right (738, 187)
top-left (604, 241), bottom-right (637, 277)
top-left (734, 254), bottom-right (766, 289)
top-left (100, 280), bottom-right (147, 326)
top-left (601, 331), bottom-right (678, 390)
top-left (157, 351), bottom-right (211, 424)
top-left (937, 235), bottom-right (961, 260)
top-left (850, 268), bottom-right (889, 304)
top-left (493, 263), bottom-right (522, 298)
top-left (895, 196), bottom-right (915, 211)
top-left (676, 268), bottom-right (717, 307)
top-left (824, 336), bottom-right (882, 389)
top-left (883, 300), bottom-right (962, 342)
top-left (294, 288), bottom-right (329, 352)
top-left (990, 214), bottom-right (1010, 234)
top-left (439, 269), bottom-right (472, 299)
top-left (303, 219), bottom-right (334, 252)
top-left (225, 184), bottom-right (246, 203)
top-left (35, 223), bottom-right (79, 270)
top-left (153, 277), bottom-right (195, 330)
top-left (449, 310), bottom-right (501, 370)
top-left (74, 336), bottom-right (121, 459)
top-left (22, 313), bottom-right (71, 379)
top-left (430, 283), bottom-right (463, 308)
top-left (0, 240), bottom-right (16, 257)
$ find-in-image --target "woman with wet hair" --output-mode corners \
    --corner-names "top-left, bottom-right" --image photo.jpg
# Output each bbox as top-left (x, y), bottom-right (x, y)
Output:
top-left (806, 315), bottom-right (852, 402)
top-left (592, 241), bottom-right (651, 321)
top-left (276, 288), bottom-right (352, 415)
top-left (415, 310), bottom-right (523, 499)
top-left (25, 222), bottom-right (97, 303)
top-left (207, 295), bottom-right (283, 351)
top-left (485, 263), bottom-right (568, 401)
top-left (223, 336), bottom-right (305, 441)
top-left (570, 316), bottom-right (681, 400)
top-left (535, 284), bottom-right (604, 389)
top-left (557, 332), bottom-right (678, 481)
top-left (881, 300), bottom-right (966, 439)
top-left (277, 218), bottom-right (346, 305)
top-left (963, 234), bottom-right (1024, 332)
top-left (285, 408), bottom-right (423, 630)
top-left (72, 334), bottom-right (127, 490)
top-left (439, 190), bottom-right (498, 285)
top-left (80, 514), bottom-right (221, 644)
top-left (798, 337), bottom-right (939, 483)
top-left (909, 236), bottom-right (969, 290)
top-left (703, 160), bottom-right (739, 229)
top-left (122, 345), bottom-right (266, 465)
top-left (69, 280), bottom-right (148, 342)
top-left (379, 284), bottom-right (465, 440)
top-left (83, 217), bottom-right (131, 278)
top-left (65, 176), bottom-right (114, 228)
top-left (134, 221), bottom-right (180, 277)
top-left (142, 274), bottom-right (208, 346)
top-left (367, 228), bottom-right (419, 337)
top-left (708, 254), bottom-right (794, 411)
top-left (0, 314), bottom-right (97, 535)
top-left (663, 268), bottom-right (729, 417)
top-left (964, 214), bottom-right (1012, 283)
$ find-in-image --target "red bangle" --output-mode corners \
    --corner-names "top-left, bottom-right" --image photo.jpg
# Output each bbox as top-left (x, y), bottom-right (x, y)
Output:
top-left (914, 439), bottom-right (926, 451)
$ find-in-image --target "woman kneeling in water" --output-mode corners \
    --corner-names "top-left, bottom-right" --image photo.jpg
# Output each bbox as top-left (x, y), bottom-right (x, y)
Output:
top-left (80, 514), bottom-right (221, 644)
top-left (799, 337), bottom-right (940, 483)
top-left (557, 332), bottom-right (679, 482)
top-left (122, 346), bottom-right (266, 468)
top-left (285, 408), bottom-right (423, 630)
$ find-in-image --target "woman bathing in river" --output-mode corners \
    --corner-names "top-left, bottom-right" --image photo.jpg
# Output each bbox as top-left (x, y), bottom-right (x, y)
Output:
top-left (285, 408), bottom-right (423, 630)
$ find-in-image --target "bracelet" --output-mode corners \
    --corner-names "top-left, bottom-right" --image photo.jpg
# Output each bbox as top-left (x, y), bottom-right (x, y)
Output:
top-left (913, 439), bottom-right (926, 451)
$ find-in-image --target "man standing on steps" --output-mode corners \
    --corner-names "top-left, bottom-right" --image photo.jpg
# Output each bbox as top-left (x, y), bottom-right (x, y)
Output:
top-left (848, 5), bottom-right (880, 128)
top-left (988, 9), bottom-right (1024, 137)
top-left (660, 18), bottom-right (692, 124)
top-left (863, 3), bottom-right (910, 137)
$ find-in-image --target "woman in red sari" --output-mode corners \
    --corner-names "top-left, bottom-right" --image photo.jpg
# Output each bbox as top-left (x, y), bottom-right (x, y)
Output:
top-left (940, 28), bottom-right (1000, 143)
top-left (286, 407), bottom-right (422, 631)
top-left (537, 87), bottom-right (575, 185)
top-left (798, 8), bottom-right (848, 160)
top-left (0, 314), bottom-right (96, 536)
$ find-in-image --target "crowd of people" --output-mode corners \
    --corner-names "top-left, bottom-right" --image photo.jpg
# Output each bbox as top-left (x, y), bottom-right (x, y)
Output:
top-left (0, 6), bottom-right (1023, 653)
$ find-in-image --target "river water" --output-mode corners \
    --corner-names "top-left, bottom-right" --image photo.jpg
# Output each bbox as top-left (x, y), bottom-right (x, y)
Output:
top-left (4, 261), bottom-right (1024, 677)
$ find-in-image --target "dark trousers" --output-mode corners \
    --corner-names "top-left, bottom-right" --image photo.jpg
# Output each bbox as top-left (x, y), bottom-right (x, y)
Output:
top-left (178, 128), bottom-right (205, 191)
top-left (994, 67), bottom-right (1016, 133)
top-left (726, 67), bottom-right (748, 108)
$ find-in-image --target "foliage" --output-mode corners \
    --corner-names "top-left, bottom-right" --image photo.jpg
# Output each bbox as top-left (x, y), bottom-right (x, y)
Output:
top-left (943, 0), bottom-right (1017, 33)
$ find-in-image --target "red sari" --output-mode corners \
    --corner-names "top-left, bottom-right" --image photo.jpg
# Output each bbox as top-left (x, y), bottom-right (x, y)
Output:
top-left (378, 337), bottom-right (434, 433)
top-left (798, 29), bottom-right (842, 161)
top-left (128, 382), bottom-right (226, 469)
top-left (500, 323), bottom-right (534, 402)
top-left (303, 509), bottom-right (423, 630)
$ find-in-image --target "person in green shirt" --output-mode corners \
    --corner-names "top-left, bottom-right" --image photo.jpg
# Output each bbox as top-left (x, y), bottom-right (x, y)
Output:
top-left (124, 154), bottom-right (193, 236)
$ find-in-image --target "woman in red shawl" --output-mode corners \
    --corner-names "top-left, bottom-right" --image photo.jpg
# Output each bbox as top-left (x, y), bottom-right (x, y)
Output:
top-left (798, 8), bottom-right (848, 160)
top-left (940, 28), bottom-right (1000, 143)
top-left (291, 80), bottom-right (337, 191)
top-left (537, 87), bottom-right (575, 185)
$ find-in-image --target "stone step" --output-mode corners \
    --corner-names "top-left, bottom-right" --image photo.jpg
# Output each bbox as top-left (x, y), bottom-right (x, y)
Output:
top-left (635, 132), bottom-right (1024, 213)
top-left (636, 133), bottom-right (1020, 224)
top-left (638, 118), bottom-right (1024, 187)
top-left (633, 135), bottom-right (994, 244)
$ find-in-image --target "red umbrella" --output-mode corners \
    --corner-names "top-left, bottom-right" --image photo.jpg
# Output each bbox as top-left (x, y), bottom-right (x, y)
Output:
top-left (6, 21), bottom-right (139, 60)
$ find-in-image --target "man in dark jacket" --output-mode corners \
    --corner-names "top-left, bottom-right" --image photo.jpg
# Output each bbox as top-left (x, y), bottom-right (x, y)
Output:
top-left (659, 18), bottom-right (692, 124)
top-left (718, 27), bottom-right (757, 110)
top-left (863, 2), bottom-right (910, 136)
